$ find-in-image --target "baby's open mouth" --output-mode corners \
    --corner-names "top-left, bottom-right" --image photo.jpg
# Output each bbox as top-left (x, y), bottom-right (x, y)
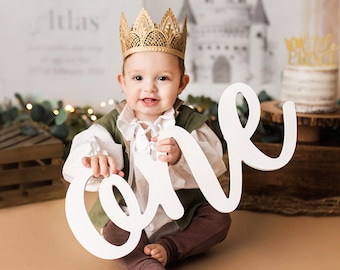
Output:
top-left (143, 98), bottom-right (157, 103)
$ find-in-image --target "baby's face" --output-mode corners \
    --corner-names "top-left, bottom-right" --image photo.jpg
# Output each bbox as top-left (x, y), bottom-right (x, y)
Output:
top-left (118, 52), bottom-right (189, 122)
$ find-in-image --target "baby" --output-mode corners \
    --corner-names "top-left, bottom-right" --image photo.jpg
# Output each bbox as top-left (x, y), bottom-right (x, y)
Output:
top-left (63, 8), bottom-right (231, 269)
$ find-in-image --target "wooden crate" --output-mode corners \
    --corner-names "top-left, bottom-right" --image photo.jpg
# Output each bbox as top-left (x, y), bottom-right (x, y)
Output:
top-left (239, 142), bottom-right (340, 200)
top-left (221, 142), bottom-right (340, 215)
top-left (0, 124), bottom-right (68, 208)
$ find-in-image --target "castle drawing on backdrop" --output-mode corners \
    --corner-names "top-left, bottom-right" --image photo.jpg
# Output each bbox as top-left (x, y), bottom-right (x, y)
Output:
top-left (177, 0), bottom-right (275, 85)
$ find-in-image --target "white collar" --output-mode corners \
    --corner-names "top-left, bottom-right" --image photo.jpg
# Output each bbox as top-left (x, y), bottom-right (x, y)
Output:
top-left (117, 104), bottom-right (176, 142)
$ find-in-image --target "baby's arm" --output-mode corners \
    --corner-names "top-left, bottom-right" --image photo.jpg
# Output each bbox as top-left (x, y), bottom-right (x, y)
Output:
top-left (63, 124), bottom-right (124, 191)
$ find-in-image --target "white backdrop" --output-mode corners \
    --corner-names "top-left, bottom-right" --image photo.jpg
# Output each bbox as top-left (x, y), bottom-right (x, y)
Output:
top-left (146, 0), bottom-right (339, 104)
top-left (0, 0), bottom-right (143, 113)
top-left (0, 0), bottom-right (339, 113)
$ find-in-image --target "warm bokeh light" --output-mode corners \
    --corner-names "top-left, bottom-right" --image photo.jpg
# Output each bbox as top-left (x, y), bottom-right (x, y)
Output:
top-left (65, 104), bottom-right (75, 112)
top-left (26, 103), bottom-right (33, 110)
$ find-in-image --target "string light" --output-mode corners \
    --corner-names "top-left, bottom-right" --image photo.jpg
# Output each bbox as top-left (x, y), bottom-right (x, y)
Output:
top-left (26, 103), bottom-right (33, 110)
top-left (65, 104), bottom-right (75, 112)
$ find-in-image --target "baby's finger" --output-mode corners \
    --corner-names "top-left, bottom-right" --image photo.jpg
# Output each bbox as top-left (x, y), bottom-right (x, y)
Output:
top-left (82, 157), bottom-right (91, 168)
top-left (98, 156), bottom-right (110, 177)
top-left (157, 153), bottom-right (170, 163)
top-left (89, 156), bottom-right (101, 177)
top-left (107, 156), bottom-right (124, 176)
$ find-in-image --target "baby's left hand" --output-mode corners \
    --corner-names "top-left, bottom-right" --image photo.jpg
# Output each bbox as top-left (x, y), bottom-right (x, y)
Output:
top-left (152, 137), bottom-right (181, 165)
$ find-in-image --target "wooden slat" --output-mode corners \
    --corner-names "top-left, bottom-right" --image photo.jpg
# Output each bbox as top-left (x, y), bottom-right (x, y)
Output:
top-left (0, 163), bottom-right (63, 186)
top-left (0, 142), bottom-right (64, 164)
top-left (0, 124), bottom-right (64, 164)
top-left (0, 131), bottom-right (58, 150)
top-left (261, 101), bottom-right (340, 127)
top-left (2, 133), bottom-right (52, 149)
top-left (0, 128), bottom-right (22, 144)
top-left (224, 142), bottom-right (340, 200)
top-left (0, 125), bottom-right (66, 208)
top-left (0, 133), bottom-right (29, 149)
top-left (0, 124), bottom-right (20, 137)
top-left (2, 125), bottom-right (19, 133)
top-left (0, 182), bottom-right (68, 208)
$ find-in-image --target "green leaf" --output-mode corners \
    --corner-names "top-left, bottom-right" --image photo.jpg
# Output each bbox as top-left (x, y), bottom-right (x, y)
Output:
top-left (1, 111), bottom-right (8, 123)
top-left (16, 112), bottom-right (31, 122)
top-left (14, 93), bottom-right (26, 109)
top-left (202, 97), bottom-right (212, 109)
top-left (187, 94), bottom-right (196, 105)
top-left (258, 90), bottom-right (272, 103)
top-left (8, 107), bottom-right (19, 120)
top-left (30, 104), bottom-right (46, 122)
top-left (41, 100), bottom-right (52, 111)
top-left (57, 100), bottom-right (63, 109)
top-left (55, 108), bottom-right (67, 125)
top-left (43, 110), bottom-right (56, 125)
top-left (50, 124), bottom-right (69, 141)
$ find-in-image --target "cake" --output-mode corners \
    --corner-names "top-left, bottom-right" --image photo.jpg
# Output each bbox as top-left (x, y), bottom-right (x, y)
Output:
top-left (280, 65), bottom-right (338, 113)
top-left (280, 34), bottom-right (338, 113)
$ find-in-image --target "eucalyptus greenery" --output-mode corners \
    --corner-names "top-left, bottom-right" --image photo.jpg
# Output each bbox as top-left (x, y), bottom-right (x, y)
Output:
top-left (0, 93), bottom-right (98, 158)
top-left (1, 90), bottom-right (338, 159)
top-left (0, 93), bottom-right (69, 140)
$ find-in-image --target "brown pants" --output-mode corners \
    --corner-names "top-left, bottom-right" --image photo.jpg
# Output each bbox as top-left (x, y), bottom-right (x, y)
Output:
top-left (103, 203), bottom-right (231, 270)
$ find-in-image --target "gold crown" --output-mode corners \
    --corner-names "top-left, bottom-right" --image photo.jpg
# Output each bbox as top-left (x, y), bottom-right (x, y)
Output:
top-left (120, 8), bottom-right (187, 60)
top-left (285, 36), bottom-right (304, 51)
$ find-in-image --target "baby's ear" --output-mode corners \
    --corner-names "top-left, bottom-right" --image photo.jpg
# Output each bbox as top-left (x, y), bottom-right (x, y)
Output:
top-left (178, 74), bottom-right (190, 94)
top-left (117, 73), bottom-right (126, 90)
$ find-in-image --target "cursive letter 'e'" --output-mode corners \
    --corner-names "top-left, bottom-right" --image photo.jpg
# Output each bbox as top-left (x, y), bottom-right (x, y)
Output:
top-left (218, 83), bottom-right (297, 211)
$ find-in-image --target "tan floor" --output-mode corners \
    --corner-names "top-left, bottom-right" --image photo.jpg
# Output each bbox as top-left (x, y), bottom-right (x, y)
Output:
top-left (1, 194), bottom-right (340, 270)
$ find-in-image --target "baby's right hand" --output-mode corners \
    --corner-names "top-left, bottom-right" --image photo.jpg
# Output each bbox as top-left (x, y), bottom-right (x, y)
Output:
top-left (82, 155), bottom-right (124, 178)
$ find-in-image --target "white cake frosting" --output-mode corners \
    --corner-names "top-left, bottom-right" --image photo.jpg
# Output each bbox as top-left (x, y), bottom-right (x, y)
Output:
top-left (280, 65), bottom-right (338, 113)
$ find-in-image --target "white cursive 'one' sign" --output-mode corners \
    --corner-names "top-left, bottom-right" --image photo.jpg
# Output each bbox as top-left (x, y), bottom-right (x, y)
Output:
top-left (65, 83), bottom-right (297, 259)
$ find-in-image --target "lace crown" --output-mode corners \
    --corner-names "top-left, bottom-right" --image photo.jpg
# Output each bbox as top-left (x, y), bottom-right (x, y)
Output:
top-left (120, 8), bottom-right (187, 59)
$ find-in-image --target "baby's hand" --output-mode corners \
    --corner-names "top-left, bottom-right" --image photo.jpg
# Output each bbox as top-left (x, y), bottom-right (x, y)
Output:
top-left (82, 155), bottom-right (124, 178)
top-left (152, 137), bottom-right (181, 165)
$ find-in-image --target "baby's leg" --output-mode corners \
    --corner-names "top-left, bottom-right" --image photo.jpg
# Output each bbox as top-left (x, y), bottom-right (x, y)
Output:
top-left (102, 221), bottom-right (165, 270)
top-left (155, 203), bottom-right (231, 264)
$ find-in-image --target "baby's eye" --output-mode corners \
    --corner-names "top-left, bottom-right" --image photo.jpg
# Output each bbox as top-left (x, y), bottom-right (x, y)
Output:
top-left (158, 76), bottom-right (168, 81)
top-left (133, 75), bottom-right (142, 81)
